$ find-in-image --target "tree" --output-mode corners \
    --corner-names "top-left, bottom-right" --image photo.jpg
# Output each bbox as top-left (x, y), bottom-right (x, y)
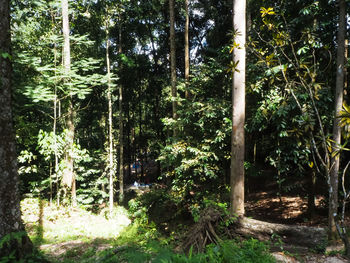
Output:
top-left (105, 5), bottom-right (115, 216)
top-left (118, 10), bottom-right (124, 204)
top-left (184, 0), bottom-right (190, 99)
top-left (0, 0), bottom-right (33, 258)
top-left (230, 0), bottom-right (246, 217)
top-left (329, 0), bottom-right (346, 240)
top-left (61, 0), bottom-right (76, 206)
top-left (169, 0), bottom-right (177, 133)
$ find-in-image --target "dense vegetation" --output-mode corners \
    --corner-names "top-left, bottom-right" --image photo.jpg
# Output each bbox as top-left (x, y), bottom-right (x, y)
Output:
top-left (1, 0), bottom-right (350, 262)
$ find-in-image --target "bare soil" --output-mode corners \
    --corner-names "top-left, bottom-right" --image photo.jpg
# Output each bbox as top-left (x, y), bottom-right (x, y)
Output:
top-left (245, 189), bottom-right (349, 263)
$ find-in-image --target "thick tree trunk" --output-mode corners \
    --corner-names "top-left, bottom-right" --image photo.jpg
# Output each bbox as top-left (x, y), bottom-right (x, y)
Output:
top-left (0, 0), bottom-right (33, 258)
top-left (61, 0), bottom-right (76, 205)
top-left (169, 0), bottom-right (177, 133)
top-left (230, 0), bottom-right (246, 216)
top-left (329, 0), bottom-right (346, 240)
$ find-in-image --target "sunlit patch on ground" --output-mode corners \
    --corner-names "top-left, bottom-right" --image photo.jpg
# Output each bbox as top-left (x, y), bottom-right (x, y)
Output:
top-left (21, 198), bottom-right (131, 261)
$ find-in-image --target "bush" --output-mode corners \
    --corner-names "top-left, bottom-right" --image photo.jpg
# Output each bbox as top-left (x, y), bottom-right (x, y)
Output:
top-left (108, 239), bottom-right (275, 263)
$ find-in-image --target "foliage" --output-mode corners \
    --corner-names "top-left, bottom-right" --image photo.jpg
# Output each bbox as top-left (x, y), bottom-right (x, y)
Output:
top-left (247, 1), bottom-right (335, 194)
top-left (21, 198), bottom-right (130, 246)
top-left (7, 0), bottom-right (346, 260)
top-left (100, 239), bottom-right (275, 263)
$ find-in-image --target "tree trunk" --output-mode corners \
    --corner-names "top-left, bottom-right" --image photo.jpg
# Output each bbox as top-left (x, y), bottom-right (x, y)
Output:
top-left (106, 20), bottom-right (115, 216)
top-left (308, 169), bottom-right (316, 219)
top-left (118, 18), bottom-right (124, 203)
top-left (0, 0), bottom-right (33, 258)
top-left (184, 0), bottom-right (190, 99)
top-left (329, 0), bottom-right (346, 240)
top-left (169, 0), bottom-right (177, 134)
top-left (61, 0), bottom-right (76, 206)
top-left (230, 0), bottom-right (246, 216)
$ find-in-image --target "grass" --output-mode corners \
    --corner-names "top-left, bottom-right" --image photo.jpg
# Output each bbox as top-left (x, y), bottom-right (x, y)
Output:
top-left (21, 198), bottom-right (130, 262)
top-left (20, 197), bottom-right (276, 263)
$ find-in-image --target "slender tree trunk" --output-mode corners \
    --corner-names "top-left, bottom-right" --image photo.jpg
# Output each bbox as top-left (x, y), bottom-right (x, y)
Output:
top-left (230, 0), bottom-right (246, 217)
top-left (184, 0), bottom-right (190, 99)
top-left (61, 0), bottom-right (76, 206)
top-left (329, 0), bottom-right (346, 240)
top-left (308, 169), bottom-right (316, 219)
top-left (0, 0), bottom-right (33, 257)
top-left (127, 103), bottom-right (132, 179)
top-left (50, 9), bottom-right (59, 207)
top-left (169, 0), bottom-right (177, 133)
top-left (54, 91), bottom-right (59, 206)
top-left (65, 100), bottom-right (76, 205)
top-left (118, 19), bottom-right (124, 203)
top-left (105, 21), bottom-right (115, 216)
top-left (53, 40), bottom-right (59, 206)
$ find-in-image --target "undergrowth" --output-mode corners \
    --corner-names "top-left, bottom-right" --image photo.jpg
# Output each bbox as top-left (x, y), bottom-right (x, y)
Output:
top-left (18, 195), bottom-right (276, 263)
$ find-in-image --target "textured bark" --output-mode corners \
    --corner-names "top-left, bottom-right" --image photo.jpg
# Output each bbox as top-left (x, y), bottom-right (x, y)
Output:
top-left (184, 0), bottom-right (190, 99)
top-left (106, 21), bottom-right (115, 215)
top-left (230, 0), bottom-right (246, 216)
top-left (61, 0), bottom-right (76, 205)
top-left (118, 18), bottom-right (124, 203)
top-left (0, 0), bottom-right (33, 258)
top-left (329, 0), bottom-right (346, 240)
top-left (169, 0), bottom-right (177, 132)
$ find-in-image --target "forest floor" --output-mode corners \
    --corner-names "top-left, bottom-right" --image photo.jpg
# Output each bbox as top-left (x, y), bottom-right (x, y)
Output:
top-left (21, 188), bottom-right (349, 263)
top-left (245, 189), bottom-right (348, 263)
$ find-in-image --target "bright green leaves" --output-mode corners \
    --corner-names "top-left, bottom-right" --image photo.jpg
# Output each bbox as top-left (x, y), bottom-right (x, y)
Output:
top-left (1, 52), bottom-right (12, 60)
top-left (260, 7), bottom-right (276, 31)
top-left (227, 30), bottom-right (242, 73)
top-left (260, 7), bottom-right (275, 17)
top-left (227, 60), bottom-right (240, 73)
top-left (299, 1), bottom-right (319, 15)
top-left (339, 103), bottom-right (350, 139)
top-left (37, 129), bottom-right (65, 161)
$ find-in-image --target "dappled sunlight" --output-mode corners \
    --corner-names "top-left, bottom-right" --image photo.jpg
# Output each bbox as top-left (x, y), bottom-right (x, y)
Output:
top-left (21, 198), bottom-right (131, 260)
top-left (246, 193), bottom-right (327, 224)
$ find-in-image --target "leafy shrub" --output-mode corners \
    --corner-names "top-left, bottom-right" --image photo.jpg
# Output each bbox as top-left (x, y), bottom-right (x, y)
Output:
top-left (108, 239), bottom-right (275, 263)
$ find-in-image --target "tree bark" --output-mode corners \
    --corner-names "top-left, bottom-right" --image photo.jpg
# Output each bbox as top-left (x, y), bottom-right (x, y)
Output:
top-left (61, 0), bottom-right (76, 206)
top-left (105, 17), bottom-right (115, 216)
top-left (230, 0), bottom-right (246, 216)
top-left (118, 17), bottom-right (124, 203)
top-left (0, 0), bottom-right (33, 258)
top-left (184, 0), bottom-right (190, 99)
top-left (329, 0), bottom-right (346, 240)
top-left (169, 0), bottom-right (177, 134)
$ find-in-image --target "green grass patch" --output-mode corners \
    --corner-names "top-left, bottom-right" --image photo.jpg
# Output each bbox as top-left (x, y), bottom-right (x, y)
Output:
top-left (20, 197), bottom-right (276, 263)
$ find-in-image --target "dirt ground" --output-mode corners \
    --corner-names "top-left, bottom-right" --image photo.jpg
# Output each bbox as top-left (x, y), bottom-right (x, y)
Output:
top-left (245, 189), bottom-right (349, 263)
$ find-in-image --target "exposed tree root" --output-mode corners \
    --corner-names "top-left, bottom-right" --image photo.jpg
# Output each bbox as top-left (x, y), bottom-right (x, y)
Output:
top-left (181, 207), bottom-right (224, 252)
top-left (180, 207), bottom-right (328, 254)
